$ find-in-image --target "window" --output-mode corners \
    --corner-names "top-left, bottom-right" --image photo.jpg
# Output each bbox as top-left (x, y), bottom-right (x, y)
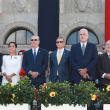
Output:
top-left (66, 29), bottom-right (99, 45)
top-left (5, 29), bottom-right (33, 44)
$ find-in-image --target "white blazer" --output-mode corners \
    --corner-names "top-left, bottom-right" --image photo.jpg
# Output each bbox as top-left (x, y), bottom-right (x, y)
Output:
top-left (2, 55), bottom-right (22, 85)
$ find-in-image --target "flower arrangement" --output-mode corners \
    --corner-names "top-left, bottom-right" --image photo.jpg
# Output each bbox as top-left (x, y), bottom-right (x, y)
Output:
top-left (37, 81), bottom-right (73, 107)
top-left (36, 80), bottom-right (97, 107)
top-left (71, 80), bottom-right (97, 107)
top-left (0, 76), bottom-right (37, 106)
top-left (97, 85), bottom-right (110, 105)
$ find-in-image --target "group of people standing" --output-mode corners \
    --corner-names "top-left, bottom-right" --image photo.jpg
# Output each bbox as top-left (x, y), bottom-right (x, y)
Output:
top-left (0, 28), bottom-right (110, 110)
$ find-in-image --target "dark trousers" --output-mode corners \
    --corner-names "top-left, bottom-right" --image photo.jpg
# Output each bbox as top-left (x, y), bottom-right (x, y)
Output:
top-left (31, 82), bottom-right (44, 110)
top-left (55, 76), bottom-right (59, 82)
top-left (72, 80), bottom-right (96, 110)
top-left (0, 76), bottom-right (2, 85)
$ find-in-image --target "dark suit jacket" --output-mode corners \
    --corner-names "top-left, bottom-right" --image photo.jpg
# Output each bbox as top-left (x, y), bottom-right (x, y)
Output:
top-left (97, 53), bottom-right (110, 84)
top-left (50, 49), bottom-right (70, 83)
top-left (0, 53), bottom-right (2, 83)
top-left (69, 42), bottom-right (98, 81)
top-left (22, 48), bottom-right (48, 84)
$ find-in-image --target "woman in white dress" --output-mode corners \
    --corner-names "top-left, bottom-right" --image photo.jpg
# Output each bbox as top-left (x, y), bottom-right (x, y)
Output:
top-left (2, 42), bottom-right (22, 85)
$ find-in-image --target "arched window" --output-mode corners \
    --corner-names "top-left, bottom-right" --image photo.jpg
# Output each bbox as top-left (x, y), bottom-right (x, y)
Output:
top-left (5, 29), bottom-right (34, 45)
top-left (66, 29), bottom-right (99, 45)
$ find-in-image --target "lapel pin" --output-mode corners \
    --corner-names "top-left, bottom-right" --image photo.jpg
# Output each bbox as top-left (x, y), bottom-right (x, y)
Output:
top-left (64, 53), bottom-right (66, 54)
top-left (39, 51), bottom-right (40, 53)
top-left (14, 57), bottom-right (17, 59)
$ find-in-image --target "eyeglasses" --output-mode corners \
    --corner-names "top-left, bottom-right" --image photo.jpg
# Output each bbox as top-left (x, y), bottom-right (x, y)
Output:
top-left (102, 48), bottom-right (105, 50)
top-left (31, 39), bottom-right (38, 41)
top-left (56, 41), bottom-right (64, 43)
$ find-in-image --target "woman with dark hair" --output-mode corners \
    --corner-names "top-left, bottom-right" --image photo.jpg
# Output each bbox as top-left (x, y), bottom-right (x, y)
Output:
top-left (2, 42), bottom-right (22, 85)
top-left (18, 50), bottom-right (26, 79)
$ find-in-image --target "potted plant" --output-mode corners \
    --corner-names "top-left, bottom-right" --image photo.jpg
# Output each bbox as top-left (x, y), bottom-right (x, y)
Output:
top-left (97, 85), bottom-right (110, 110)
top-left (36, 80), bottom-right (97, 110)
top-left (0, 76), bottom-right (37, 110)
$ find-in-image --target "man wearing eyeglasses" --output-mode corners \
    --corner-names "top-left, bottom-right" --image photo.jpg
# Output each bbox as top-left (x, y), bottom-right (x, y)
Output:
top-left (50, 37), bottom-right (70, 83)
top-left (102, 45), bottom-right (107, 53)
top-left (69, 28), bottom-right (98, 110)
top-left (22, 35), bottom-right (48, 110)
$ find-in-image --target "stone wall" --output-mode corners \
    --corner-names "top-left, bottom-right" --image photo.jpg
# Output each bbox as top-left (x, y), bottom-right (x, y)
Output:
top-left (60, 0), bottom-right (105, 51)
top-left (0, 0), bottom-right (38, 53)
top-left (0, 0), bottom-right (105, 53)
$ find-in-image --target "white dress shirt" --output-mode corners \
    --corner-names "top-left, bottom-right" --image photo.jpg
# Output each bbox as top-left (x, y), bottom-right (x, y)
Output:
top-left (57, 48), bottom-right (64, 60)
top-left (32, 47), bottom-right (39, 56)
top-left (80, 42), bottom-right (87, 48)
top-left (102, 52), bottom-right (110, 78)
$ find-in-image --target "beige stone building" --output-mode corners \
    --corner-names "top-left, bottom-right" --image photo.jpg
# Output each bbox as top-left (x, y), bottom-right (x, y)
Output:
top-left (0, 0), bottom-right (105, 54)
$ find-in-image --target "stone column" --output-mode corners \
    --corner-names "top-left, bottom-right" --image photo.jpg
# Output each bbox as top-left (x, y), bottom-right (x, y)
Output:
top-left (105, 0), bottom-right (110, 42)
top-left (0, 0), bottom-right (2, 14)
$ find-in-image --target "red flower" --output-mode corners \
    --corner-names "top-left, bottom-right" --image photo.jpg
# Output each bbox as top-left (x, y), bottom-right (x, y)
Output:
top-left (19, 67), bottom-right (26, 79)
top-left (95, 95), bottom-right (100, 99)
top-left (34, 88), bottom-right (38, 100)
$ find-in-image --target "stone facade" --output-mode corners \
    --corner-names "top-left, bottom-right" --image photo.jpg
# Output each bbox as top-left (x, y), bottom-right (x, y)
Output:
top-left (0, 0), bottom-right (38, 54)
top-left (60, 0), bottom-right (105, 51)
top-left (0, 0), bottom-right (105, 54)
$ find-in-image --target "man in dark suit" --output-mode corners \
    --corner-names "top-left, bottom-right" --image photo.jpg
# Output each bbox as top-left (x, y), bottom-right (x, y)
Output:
top-left (22, 35), bottom-right (48, 110)
top-left (50, 37), bottom-right (70, 83)
top-left (0, 53), bottom-right (2, 84)
top-left (97, 40), bottom-right (110, 110)
top-left (97, 40), bottom-right (110, 88)
top-left (69, 28), bottom-right (98, 110)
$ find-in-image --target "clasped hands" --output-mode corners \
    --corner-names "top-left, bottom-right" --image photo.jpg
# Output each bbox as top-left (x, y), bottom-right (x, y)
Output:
top-left (4, 73), bottom-right (12, 82)
top-left (78, 68), bottom-right (89, 79)
top-left (30, 71), bottom-right (39, 79)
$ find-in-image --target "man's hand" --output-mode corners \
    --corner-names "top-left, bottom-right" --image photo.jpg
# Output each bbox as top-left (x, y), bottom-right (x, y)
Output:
top-left (82, 73), bottom-right (89, 79)
top-left (30, 72), bottom-right (39, 79)
top-left (78, 68), bottom-right (88, 76)
top-left (0, 72), bottom-right (2, 76)
top-left (104, 74), bottom-right (110, 79)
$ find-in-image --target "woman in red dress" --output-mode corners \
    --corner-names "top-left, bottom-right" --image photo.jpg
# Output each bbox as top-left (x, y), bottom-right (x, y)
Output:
top-left (18, 50), bottom-right (26, 79)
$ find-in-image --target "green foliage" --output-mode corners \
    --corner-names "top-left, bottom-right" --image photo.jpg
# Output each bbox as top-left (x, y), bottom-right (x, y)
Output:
top-left (36, 80), bottom-right (97, 107)
top-left (0, 76), bottom-right (37, 106)
top-left (72, 80), bottom-right (97, 107)
top-left (98, 85), bottom-right (110, 105)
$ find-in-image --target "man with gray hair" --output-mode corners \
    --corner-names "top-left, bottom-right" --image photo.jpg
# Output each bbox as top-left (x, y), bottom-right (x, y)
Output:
top-left (69, 28), bottom-right (98, 110)
top-left (97, 40), bottom-right (110, 110)
top-left (97, 40), bottom-right (110, 88)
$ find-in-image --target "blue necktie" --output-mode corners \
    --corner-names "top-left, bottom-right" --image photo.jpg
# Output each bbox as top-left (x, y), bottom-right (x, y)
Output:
top-left (33, 49), bottom-right (36, 61)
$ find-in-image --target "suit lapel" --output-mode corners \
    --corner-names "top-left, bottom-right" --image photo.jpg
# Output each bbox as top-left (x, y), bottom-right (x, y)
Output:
top-left (104, 53), bottom-right (110, 66)
top-left (30, 49), bottom-right (34, 63)
top-left (84, 42), bottom-right (90, 56)
top-left (77, 43), bottom-right (83, 57)
top-left (54, 50), bottom-right (58, 65)
top-left (59, 49), bottom-right (67, 66)
top-left (34, 48), bottom-right (41, 63)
